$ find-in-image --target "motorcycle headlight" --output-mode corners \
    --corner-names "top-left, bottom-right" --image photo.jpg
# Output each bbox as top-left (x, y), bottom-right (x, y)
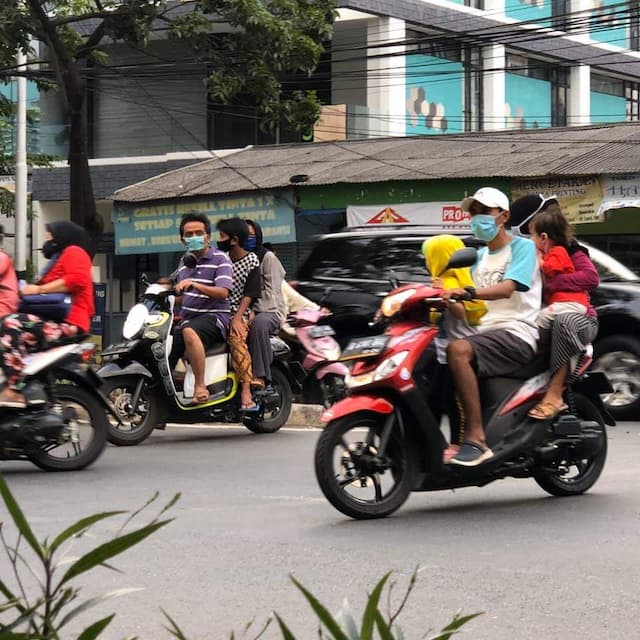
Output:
top-left (122, 304), bottom-right (149, 340)
top-left (381, 289), bottom-right (416, 317)
top-left (347, 351), bottom-right (410, 388)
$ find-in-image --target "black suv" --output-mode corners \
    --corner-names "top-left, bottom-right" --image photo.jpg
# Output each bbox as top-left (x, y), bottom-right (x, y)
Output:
top-left (296, 225), bottom-right (640, 420)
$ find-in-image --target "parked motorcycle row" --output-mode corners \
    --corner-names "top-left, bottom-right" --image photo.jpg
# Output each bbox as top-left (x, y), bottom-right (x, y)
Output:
top-left (2, 249), bottom-right (615, 523)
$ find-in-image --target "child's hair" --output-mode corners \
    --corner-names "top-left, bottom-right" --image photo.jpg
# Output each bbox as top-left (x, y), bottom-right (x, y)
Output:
top-left (530, 203), bottom-right (574, 248)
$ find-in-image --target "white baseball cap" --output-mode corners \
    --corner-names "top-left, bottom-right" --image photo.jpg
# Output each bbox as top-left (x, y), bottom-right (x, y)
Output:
top-left (461, 187), bottom-right (510, 213)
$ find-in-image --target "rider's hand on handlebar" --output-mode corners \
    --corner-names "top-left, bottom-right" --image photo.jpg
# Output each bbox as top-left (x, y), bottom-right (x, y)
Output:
top-left (442, 287), bottom-right (473, 302)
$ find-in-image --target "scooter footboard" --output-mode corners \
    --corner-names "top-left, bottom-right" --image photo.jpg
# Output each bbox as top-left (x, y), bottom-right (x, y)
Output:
top-left (321, 395), bottom-right (394, 423)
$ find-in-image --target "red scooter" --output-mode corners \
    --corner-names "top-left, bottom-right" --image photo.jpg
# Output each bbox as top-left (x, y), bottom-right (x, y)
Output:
top-left (314, 248), bottom-right (614, 520)
top-left (283, 307), bottom-right (349, 407)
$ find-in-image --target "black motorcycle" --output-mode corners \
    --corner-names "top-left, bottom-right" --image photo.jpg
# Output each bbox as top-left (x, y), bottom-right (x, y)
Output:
top-left (98, 279), bottom-right (300, 445)
top-left (0, 342), bottom-right (110, 471)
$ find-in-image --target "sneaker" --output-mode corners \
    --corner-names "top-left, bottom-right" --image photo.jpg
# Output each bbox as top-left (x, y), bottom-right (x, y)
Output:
top-left (448, 441), bottom-right (493, 467)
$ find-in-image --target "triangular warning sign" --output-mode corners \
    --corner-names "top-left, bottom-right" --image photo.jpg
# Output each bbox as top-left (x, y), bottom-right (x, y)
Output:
top-left (366, 207), bottom-right (409, 224)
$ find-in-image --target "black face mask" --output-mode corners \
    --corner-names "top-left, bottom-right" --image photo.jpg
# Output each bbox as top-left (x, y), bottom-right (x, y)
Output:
top-left (217, 239), bottom-right (232, 252)
top-left (42, 239), bottom-right (60, 259)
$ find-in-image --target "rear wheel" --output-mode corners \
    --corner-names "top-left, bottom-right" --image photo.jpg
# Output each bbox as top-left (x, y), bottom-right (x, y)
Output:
top-left (314, 412), bottom-right (415, 519)
top-left (244, 366), bottom-right (292, 434)
top-left (103, 376), bottom-right (161, 446)
top-left (534, 394), bottom-right (607, 496)
top-left (29, 385), bottom-right (107, 472)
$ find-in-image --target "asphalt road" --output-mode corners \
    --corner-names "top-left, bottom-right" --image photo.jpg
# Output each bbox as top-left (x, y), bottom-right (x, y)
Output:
top-left (1, 421), bottom-right (639, 640)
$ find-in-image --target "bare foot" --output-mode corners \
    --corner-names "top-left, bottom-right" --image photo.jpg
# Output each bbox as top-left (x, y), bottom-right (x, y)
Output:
top-left (194, 385), bottom-right (209, 404)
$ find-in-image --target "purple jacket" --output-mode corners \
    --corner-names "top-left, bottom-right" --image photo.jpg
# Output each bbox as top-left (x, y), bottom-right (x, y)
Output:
top-left (543, 245), bottom-right (599, 317)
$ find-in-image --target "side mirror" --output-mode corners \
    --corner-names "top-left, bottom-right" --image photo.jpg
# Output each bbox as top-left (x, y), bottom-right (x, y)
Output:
top-left (445, 247), bottom-right (477, 271)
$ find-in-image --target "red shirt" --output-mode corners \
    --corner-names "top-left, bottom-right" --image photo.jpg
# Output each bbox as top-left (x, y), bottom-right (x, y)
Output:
top-left (0, 251), bottom-right (18, 317)
top-left (542, 246), bottom-right (589, 307)
top-left (40, 246), bottom-right (94, 332)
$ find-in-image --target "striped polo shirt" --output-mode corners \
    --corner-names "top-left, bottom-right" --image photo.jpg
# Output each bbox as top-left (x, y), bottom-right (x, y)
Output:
top-left (177, 247), bottom-right (233, 335)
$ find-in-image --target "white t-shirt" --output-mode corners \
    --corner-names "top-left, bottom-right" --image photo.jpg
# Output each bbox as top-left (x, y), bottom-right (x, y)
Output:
top-left (472, 235), bottom-right (542, 351)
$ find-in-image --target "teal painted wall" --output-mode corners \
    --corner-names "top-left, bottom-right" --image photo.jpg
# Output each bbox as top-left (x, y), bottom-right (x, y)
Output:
top-left (505, 74), bottom-right (552, 128)
top-left (505, 0), bottom-right (551, 25)
top-left (590, 0), bottom-right (628, 46)
top-left (405, 53), bottom-right (464, 135)
top-left (590, 90), bottom-right (626, 123)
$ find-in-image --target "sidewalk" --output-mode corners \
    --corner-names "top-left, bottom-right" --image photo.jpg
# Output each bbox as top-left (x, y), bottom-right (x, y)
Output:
top-left (286, 403), bottom-right (324, 428)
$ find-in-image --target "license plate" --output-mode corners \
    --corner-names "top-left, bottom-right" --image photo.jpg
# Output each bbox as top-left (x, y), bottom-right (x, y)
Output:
top-left (340, 335), bottom-right (389, 361)
top-left (100, 340), bottom-right (139, 357)
top-left (308, 325), bottom-right (335, 338)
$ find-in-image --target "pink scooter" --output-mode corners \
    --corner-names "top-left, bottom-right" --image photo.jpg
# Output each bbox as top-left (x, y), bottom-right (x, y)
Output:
top-left (283, 307), bottom-right (349, 408)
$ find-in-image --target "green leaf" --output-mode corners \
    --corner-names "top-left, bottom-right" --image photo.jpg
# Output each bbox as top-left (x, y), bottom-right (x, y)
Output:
top-left (290, 576), bottom-right (349, 640)
top-left (77, 613), bottom-right (116, 640)
top-left (162, 609), bottom-right (189, 640)
top-left (360, 573), bottom-right (390, 640)
top-left (59, 588), bottom-right (144, 627)
top-left (429, 612), bottom-right (484, 640)
top-left (59, 518), bottom-right (172, 585)
top-left (273, 612), bottom-right (297, 640)
top-left (0, 474), bottom-right (43, 560)
top-left (49, 511), bottom-right (127, 554)
top-left (374, 610), bottom-right (394, 640)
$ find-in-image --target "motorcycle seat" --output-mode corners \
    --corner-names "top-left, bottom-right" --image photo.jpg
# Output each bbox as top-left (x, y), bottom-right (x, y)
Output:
top-left (204, 342), bottom-right (229, 357)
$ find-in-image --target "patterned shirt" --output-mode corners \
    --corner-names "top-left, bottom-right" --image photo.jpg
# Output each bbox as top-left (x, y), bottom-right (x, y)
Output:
top-left (177, 247), bottom-right (233, 334)
top-left (230, 252), bottom-right (261, 317)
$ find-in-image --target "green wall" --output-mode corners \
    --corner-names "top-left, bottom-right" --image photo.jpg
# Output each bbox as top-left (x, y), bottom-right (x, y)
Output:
top-left (577, 207), bottom-right (640, 235)
top-left (297, 178), bottom-right (512, 212)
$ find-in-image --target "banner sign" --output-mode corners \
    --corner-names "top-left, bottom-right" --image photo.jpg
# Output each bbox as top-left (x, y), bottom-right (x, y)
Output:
top-left (347, 202), bottom-right (470, 229)
top-left (114, 193), bottom-right (296, 255)
top-left (510, 177), bottom-right (603, 224)
top-left (597, 174), bottom-right (640, 217)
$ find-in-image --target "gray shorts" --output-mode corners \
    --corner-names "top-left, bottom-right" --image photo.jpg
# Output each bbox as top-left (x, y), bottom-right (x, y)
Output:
top-left (463, 330), bottom-right (535, 378)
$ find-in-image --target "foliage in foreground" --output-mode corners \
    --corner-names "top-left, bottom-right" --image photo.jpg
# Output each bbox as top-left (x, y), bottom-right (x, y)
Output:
top-left (0, 474), bottom-right (481, 639)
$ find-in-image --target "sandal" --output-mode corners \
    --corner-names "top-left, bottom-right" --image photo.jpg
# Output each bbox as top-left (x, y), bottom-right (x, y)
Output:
top-left (193, 391), bottom-right (210, 404)
top-left (240, 402), bottom-right (260, 413)
top-left (528, 401), bottom-right (568, 421)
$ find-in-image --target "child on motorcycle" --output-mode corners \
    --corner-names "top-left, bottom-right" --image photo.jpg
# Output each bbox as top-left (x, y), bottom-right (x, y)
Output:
top-left (422, 235), bottom-right (486, 461)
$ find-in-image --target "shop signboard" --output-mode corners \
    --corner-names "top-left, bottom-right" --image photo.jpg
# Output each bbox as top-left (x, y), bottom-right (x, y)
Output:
top-left (114, 193), bottom-right (296, 255)
top-left (347, 202), bottom-right (470, 229)
top-left (510, 177), bottom-right (603, 223)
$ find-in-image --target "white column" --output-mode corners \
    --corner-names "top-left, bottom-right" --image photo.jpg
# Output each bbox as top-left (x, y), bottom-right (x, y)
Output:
top-left (568, 65), bottom-right (591, 126)
top-left (367, 17), bottom-right (406, 137)
top-left (15, 49), bottom-right (28, 277)
top-left (483, 44), bottom-right (506, 131)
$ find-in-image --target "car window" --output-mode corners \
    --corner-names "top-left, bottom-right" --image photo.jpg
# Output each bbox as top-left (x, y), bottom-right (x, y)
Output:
top-left (300, 236), bottom-right (430, 283)
top-left (581, 242), bottom-right (640, 283)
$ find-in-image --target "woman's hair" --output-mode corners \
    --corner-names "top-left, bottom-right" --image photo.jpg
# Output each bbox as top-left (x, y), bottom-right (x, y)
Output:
top-left (216, 217), bottom-right (249, 246)
top-left (530, 203), bottom-right (574, 247)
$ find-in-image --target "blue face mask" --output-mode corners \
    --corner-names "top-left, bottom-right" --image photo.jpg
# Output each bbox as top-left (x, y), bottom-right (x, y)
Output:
top-left (470, 214), bottom-right (500, 242)
top-left (184, 235), bottom-right (206, 251)
top-left (245, 236), bottom-right (257, 251)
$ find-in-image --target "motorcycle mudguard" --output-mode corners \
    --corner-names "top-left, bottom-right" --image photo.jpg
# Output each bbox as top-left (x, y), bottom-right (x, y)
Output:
top-left (315, 362), bottom-right (349, 380)
top-left (320, 395), bottom-right (394, 423)
top-left (96, 361), bottom-right (154, 380)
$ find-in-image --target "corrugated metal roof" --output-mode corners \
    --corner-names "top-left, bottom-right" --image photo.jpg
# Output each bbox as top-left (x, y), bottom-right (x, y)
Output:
top-left (113, 121), bottom-right (640, 203)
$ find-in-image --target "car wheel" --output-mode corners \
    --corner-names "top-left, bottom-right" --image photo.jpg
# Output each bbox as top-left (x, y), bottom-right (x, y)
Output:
top-left (593, 335), bottom-right (640, 420)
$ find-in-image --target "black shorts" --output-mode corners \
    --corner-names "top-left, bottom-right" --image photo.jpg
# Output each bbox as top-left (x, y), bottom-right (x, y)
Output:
top-left (463, 329), bottom-right (535, 378)
top-left (169, 315), bottom-right (226, 366)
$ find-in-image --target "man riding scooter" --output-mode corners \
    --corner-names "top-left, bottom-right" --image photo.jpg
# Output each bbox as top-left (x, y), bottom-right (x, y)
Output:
top-left (443, 187), bottom-right (542, 466)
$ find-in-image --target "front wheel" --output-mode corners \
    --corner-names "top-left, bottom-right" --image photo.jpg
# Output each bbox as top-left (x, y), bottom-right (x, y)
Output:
top-left (534, 394), bottom-right (608, 496)
top-left (103, 376), bottom-right (162, 446)
top-left (314, 412), bottom-right (415, 519)
top-left (243, 366), bottom-right (292, 434)
top-left (29, 384), bottom-right (108, 472)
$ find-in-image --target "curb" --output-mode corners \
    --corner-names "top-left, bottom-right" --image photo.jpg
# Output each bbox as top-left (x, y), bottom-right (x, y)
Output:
top-left (286, 403), bottom-right (324, 428)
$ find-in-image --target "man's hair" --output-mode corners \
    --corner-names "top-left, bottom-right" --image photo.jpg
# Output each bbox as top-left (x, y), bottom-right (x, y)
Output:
top-left (530, 203), bottom-right (574, 247)
top-left (216, 217), bottom-right (249, 246)
top-left (179, 212), bottom-right (211, 236)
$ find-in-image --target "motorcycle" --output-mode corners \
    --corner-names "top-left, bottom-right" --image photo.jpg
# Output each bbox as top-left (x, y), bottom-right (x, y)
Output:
top-left (0, 342), bottom-right (110, 471)
top-left (315, 248), bottom-right (614, 519)
top-left (97, 278), bottom-right (298, 446)
top-left (281, 306), bottom-right (348, 408)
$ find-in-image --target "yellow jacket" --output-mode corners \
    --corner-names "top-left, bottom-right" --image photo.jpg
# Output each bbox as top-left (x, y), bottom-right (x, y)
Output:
top-left (422, 235), bottom-right (486, 327)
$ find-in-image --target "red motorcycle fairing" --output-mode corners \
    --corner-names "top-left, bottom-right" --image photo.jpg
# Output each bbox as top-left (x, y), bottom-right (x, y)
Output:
top-left (320, 395), bottom-right (394, 423)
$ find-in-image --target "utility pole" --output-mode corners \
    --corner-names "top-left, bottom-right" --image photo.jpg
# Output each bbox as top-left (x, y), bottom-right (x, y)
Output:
top-left (15, 48), bottom-right (28, 279)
